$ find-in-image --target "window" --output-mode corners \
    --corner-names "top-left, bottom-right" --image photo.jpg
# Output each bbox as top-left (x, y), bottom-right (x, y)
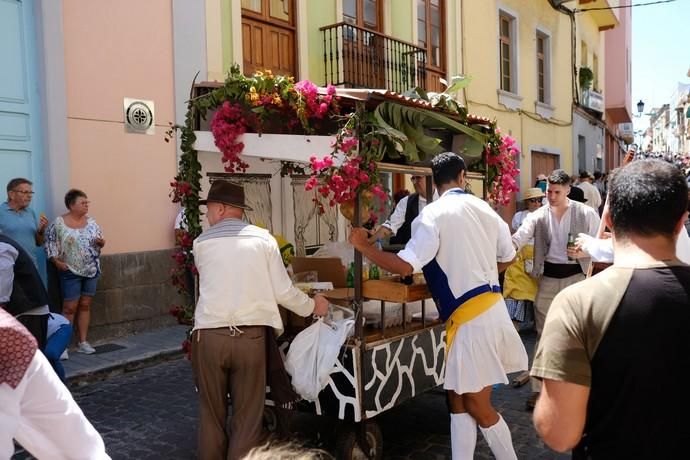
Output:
top-left (241, 0), bottom-right (296, 78)
top-left (592, 53), bottom-right (599, 90)
top-left (499, 14), bottom-right (513, 92)
top-left (497, 11), bottom-right (521, 95)
top-left (416, 0), bottom-right (446, 91)
top-left (343, 0), bottom-right (381, 30)
top-left (581, 40), bottom-right (588, 67)
top-left (417, 0), bottom-right (444, 70)
top-left (536, 31), bottom-right (551, 104)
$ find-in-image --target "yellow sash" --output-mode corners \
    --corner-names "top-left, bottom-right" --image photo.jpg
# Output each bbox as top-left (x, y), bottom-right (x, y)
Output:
top-left (445, 292), bottom-right (502, 353)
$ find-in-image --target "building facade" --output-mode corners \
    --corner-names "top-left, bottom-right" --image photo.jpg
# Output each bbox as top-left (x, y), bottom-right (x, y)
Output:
top-left (0, 0), bottom-right (196, 340)
top-left (570, 0), bottom-right (619, 175)
top-left (459, 0), bottom-right (573, 219)
top-left (603, 0), bottom-right (632, 170)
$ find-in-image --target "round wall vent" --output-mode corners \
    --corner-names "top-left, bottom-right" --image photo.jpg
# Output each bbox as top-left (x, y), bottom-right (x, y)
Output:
top-left (123, 98), bottom-right (155, 134)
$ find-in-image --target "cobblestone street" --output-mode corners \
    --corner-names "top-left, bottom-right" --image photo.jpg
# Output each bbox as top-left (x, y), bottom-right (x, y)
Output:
top-left (15, 331), bottom-right (568, 459)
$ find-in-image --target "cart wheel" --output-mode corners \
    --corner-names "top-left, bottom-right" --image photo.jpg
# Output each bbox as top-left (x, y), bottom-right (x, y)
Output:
top-left (335, 421), bottom-right (383, 460)
top-left (263, 406), bottom-right (278, 433)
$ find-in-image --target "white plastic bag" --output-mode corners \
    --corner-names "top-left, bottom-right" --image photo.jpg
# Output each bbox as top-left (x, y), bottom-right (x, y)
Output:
top-left (285, 305), bottom-right (355, 401)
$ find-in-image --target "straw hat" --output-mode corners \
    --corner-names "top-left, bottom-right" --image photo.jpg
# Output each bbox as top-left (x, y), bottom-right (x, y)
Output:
top-left (523, 187), bottom-right (545, 201)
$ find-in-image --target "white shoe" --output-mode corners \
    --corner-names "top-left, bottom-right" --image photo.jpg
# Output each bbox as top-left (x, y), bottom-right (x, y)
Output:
top-left (60, 350), bottom-right (69, 360)
top-left (76, 341), bottom-right (96, 354)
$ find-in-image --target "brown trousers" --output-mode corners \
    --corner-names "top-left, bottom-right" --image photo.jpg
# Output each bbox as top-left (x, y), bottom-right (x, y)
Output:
top-left (192, 326), bottom-right (267, 460)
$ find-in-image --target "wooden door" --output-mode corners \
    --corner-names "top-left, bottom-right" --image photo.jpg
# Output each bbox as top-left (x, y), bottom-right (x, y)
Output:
top-left (241, 0), bottom-right (296, 77)
top-left (531, 151), bottom-right (559, 185)
top-left (342, 0), bottom-right (385, 88)
top-left (0, 0), bottom-right (48, 271)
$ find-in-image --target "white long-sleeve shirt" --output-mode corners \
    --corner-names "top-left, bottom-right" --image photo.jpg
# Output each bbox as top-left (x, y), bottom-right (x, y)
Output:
top-left (193, 218), bottom-right (314, 335)
top-left (581, 229), bottom-right (690, 264)
top-left (1, 310), bottom-right (109, 459)
top-left (381, 191), bottom-right (440, 235)
top-left (512, 200), bottom-right (600, 264)
top-left (397, 188), bottom-right (515, 320)
top-left (576, 181), bottom-right (602, 210)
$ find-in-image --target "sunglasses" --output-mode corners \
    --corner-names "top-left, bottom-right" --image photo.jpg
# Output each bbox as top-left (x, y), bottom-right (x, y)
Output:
top-left (411, 176), bottom-right (424, 182)
top-left (527, 198), bottom-right (542, 203)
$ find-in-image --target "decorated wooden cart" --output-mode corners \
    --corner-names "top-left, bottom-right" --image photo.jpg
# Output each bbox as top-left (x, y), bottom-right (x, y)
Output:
top-left (168, 67), bottom-right (520, 459)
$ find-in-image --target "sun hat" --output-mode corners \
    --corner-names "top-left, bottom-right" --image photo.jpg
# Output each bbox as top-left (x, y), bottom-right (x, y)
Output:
top-left (523, 187), bottom-right (545, 201)
top-left (199, 181), bottom-right (253, 210)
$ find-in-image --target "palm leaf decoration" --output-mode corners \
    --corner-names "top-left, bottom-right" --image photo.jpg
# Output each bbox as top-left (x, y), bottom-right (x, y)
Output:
top-left (373, 101), bottom-right (487, 164)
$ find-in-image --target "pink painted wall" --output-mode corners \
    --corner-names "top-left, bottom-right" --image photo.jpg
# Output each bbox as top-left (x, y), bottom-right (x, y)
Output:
top-left (62, 0), bottom-right (178, 254)
top-left (604, 0), bottom-right (632, 121)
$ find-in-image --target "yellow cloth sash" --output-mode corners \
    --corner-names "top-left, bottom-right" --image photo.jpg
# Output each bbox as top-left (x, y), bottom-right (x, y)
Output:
top-left (445, 292), bottom-right (502, 353)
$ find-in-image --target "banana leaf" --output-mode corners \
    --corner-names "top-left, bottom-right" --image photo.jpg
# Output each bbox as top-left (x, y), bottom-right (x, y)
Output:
top-left (373, 102), bottom-right (487, 164)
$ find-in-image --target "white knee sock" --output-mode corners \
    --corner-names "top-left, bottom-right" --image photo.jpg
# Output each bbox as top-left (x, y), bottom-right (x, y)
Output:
top-left (479, 414), bottom-right (518, 460)
top-left (450, 413), bottom-right (477, 460)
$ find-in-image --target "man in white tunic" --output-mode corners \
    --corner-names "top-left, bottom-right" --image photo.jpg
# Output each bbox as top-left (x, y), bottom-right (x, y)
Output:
top-left (350, 152), bottom-right (528, 460)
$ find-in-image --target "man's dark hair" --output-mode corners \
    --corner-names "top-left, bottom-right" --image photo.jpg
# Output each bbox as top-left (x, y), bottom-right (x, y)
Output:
top-left (609, 160), bottom-right (688, 238)
top-left (6, 178), bottom-right (32, 194)
top-left (548, 169), bottom-right (571, 185)
top-left (593, 171), bottom-right (602, 180)
top-left (64, 189), bottom-right (87, 209)
top-left (431, 152), bottom-right (466, 187)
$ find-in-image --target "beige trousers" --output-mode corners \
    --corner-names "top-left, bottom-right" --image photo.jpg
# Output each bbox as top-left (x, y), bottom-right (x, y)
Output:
top-left (530, 273), bottom-right (585, 392)
top-left (192, 326), bottom-right (267, 460)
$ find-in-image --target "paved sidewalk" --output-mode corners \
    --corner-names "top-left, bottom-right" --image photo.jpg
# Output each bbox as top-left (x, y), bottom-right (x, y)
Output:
top-left (63, 325), bottom-right (189, 385)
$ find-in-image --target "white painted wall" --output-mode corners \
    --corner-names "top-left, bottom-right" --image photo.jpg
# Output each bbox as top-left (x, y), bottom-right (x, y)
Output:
top-left (173, 0), bottom-right (208, 166)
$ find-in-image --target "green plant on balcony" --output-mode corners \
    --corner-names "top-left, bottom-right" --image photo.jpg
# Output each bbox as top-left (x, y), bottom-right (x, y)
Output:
top-left (579, 66), bottom-right (594, 92)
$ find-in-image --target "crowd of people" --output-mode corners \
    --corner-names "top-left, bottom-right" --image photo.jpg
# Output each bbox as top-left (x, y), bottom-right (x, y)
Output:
top-left (0, 179), bottom-right (110, 458)
top-left (0, 179), bottom-right (104, 361)
top-left (3, 148), bottom-right (690, 459)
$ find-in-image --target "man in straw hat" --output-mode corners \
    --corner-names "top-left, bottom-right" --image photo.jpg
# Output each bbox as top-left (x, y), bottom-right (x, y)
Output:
top-left (191, 180), bottom-right (329, 460)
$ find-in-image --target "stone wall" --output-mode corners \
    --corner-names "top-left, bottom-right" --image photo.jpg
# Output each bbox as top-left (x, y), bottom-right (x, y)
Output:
top-left (87, 249), bottom-right (183, 342)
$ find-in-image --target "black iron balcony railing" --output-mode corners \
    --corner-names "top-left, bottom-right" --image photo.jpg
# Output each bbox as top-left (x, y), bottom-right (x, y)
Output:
top-left (320, 22), bottom-right (427, 93)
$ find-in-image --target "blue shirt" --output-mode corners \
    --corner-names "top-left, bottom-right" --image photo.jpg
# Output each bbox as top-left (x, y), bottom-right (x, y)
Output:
top-left (0, 202), bottom-right (39, 263)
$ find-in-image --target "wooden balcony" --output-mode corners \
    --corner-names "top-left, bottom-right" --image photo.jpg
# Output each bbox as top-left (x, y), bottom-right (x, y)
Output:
top-left (320, 22), bottom-right (427, 94)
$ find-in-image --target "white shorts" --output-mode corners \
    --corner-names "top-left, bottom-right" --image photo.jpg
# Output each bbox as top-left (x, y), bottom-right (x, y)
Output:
top-left (444, 298), bottom-right (529, 395)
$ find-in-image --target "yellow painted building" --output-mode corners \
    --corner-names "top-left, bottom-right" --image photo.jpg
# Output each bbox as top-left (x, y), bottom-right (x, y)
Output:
top-left (197, 0), bottom-right (619, 221)
top-left (203, 0), bottom-right (465, 92)
top-left (459, 0), bottom-right (574, 217)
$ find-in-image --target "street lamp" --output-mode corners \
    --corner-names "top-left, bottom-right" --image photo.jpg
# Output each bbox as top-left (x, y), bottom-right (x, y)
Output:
top-left (635, 100), bottom-right (645, 117)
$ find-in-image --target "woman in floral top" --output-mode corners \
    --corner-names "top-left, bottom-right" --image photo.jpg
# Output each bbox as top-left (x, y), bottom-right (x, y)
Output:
top-left (45, 189), bottom-right (105, 355)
